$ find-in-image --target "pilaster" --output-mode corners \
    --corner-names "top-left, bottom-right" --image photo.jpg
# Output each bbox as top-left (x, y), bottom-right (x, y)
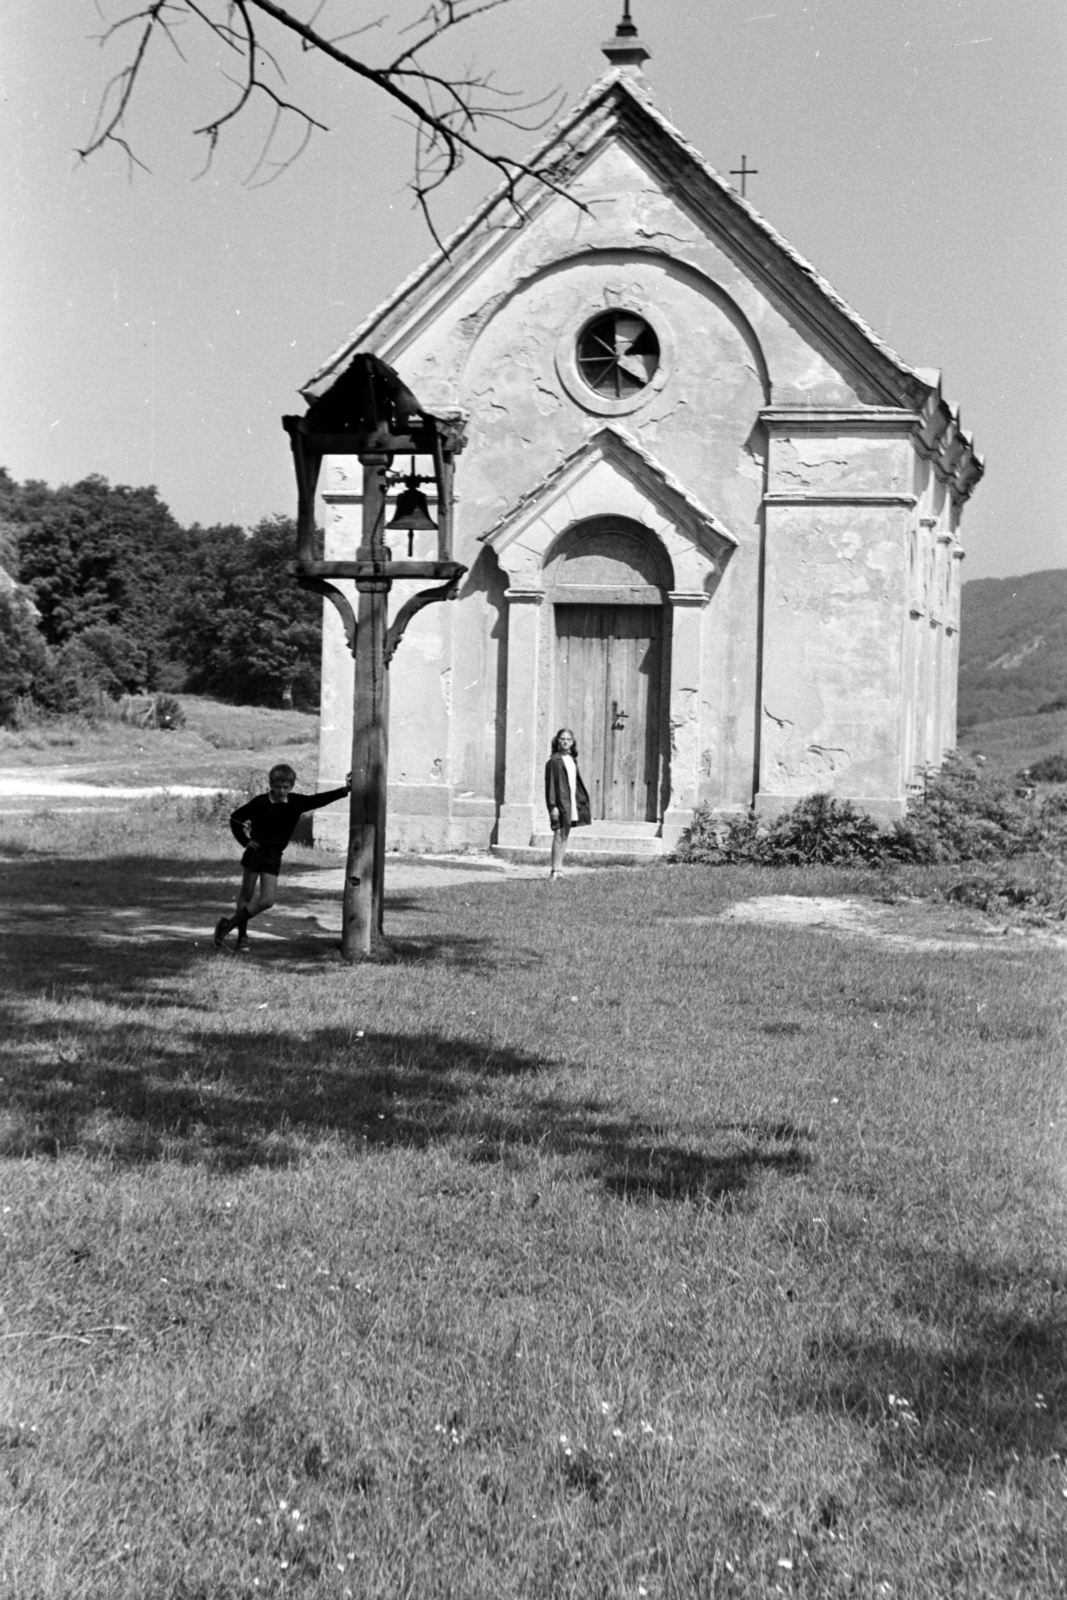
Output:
top-left (497, 589), bottom-right (545, 845)
top-left (662, 591), bottom-right (708, 845)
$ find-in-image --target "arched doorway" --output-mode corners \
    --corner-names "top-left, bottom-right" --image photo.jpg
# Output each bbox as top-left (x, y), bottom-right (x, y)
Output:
top-left (546, 518), bottom-right (672, 823)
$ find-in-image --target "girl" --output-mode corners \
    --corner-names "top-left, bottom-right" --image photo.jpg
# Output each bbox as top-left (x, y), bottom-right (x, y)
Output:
top-left (544, 728), bottom-right (590, 879)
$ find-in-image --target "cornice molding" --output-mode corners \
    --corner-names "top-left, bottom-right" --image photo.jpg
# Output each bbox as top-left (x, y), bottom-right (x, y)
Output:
top-left (479, 425), bottom-right (738, 560)
top-left (764, 492), bottom-right (917, 508)
top-left (759, 407), bottom-right (919, 433)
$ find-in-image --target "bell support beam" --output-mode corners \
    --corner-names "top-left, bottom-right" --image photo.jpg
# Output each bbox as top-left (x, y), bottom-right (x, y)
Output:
top-left (384, 575), bottom-right (464, 667)
top-left (297, 559), bottom-right (466, 582)
top-left (295, 574), bottom-right (357, 657)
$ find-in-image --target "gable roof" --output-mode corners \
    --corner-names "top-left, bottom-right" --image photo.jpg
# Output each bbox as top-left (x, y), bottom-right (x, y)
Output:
top-left (480, 424), bottom-right (737, 565)
top-left (303, 69), bottom-right (981, 498)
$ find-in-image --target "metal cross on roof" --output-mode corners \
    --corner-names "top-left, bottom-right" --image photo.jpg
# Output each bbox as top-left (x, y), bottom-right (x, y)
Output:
top-left (729, 154), bottom-right (759, 198)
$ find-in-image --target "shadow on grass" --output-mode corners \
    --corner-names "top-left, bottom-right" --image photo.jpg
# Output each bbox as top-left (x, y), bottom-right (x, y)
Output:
top-left (0, 853), bottom-right (534, 999)
top-left (0, 1006), bottom-right (813, 1206)
top-left (796, 1253), bottom-right (1067, 1475)
top-left (0, 852), bottom-right (812, 1202)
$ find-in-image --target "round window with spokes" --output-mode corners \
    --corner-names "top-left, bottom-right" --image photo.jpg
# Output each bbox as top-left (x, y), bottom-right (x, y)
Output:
top-left (576, 311), bottom-right (660, 400)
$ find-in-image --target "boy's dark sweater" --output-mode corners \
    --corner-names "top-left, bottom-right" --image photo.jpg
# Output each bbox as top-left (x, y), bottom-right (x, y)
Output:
top-left (229, 788), bottom-right (348, 854)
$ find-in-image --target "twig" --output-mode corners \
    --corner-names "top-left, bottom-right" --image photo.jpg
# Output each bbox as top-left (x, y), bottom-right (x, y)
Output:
top-left (0, 1324), bottom-right (132, 1343)
top-left (79, 0), bottom-right (573, 229)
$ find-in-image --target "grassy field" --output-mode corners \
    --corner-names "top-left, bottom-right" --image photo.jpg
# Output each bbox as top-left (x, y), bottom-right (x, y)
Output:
top-left (958, 708), bottom-right (1067, 781)
top-left (1, 793), bottom-right (1065, 1598)
top-left (0, 698), bottom-right (320, 788)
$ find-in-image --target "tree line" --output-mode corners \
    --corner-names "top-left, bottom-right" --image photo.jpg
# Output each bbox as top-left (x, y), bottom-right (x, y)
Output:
top-left (0, 468), bottom-right (322, 725)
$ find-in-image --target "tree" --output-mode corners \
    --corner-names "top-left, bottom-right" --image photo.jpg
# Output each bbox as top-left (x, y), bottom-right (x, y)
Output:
top-left (81, 1), bottom-right (565, 243)
top-left (0, 589), bottom-right (52, 726)
top-left (0, 468), bottom-right (26, 580)
top-left (169, 515), bottom-right (323, 706)
top-left (16, 474), bottom-right (192, 691)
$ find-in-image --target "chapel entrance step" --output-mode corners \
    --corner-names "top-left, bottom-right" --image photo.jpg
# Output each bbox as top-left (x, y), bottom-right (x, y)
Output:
top-left (492, 822), bottom-right (665, 867)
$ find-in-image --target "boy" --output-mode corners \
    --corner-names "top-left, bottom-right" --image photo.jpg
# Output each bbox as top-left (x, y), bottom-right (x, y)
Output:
top-left (214, 763), bottom-right (351, 952)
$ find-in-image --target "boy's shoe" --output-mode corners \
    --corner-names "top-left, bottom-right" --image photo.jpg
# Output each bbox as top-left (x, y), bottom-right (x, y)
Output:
top-left (214, 917), bottom-right (231, 948)
top-left (235, 935), bottom-right (251, 954)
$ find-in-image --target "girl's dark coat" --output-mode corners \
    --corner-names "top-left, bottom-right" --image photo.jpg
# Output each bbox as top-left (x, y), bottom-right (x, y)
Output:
top-left (544, 754), bottom-right (591, 827)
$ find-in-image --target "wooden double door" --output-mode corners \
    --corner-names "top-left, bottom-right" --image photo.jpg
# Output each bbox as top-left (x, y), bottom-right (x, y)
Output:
top-left (554, 604), bottom-right (665, 823)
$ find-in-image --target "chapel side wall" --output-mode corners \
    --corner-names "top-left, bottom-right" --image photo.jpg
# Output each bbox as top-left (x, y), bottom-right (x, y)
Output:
top-left (907, 466), bottom-right (964, 781)
top-left (757, 426), bottom-right (913, 820)
top-left (694, 542), bottom-right (760, 813)
top-left (384, 581), bottom-right (455, 852)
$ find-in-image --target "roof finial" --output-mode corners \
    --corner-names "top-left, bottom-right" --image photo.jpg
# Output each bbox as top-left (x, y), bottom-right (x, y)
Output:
top-left (602, 1), bottom-right (650, 75)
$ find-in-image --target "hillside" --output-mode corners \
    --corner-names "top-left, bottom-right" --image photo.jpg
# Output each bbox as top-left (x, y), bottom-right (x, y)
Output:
top-left (958, 568), bottom-right (1067, 727)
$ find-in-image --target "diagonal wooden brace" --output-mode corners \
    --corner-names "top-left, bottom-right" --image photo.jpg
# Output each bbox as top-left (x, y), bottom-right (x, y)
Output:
top-left (296, 574), bottom-right (357, 659)
top-left (383, 573), bottom-right (465, 666)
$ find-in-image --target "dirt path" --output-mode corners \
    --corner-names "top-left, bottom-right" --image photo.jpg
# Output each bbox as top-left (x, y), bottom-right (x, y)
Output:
top-left (0, 774), bottom-right (226, 803)
top-left (661, 893), bottom-right (1067, 953)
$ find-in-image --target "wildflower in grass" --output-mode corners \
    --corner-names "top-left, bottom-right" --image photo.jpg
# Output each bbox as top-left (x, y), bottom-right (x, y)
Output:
top-left (887, 1393), bottom-right (918, 1430)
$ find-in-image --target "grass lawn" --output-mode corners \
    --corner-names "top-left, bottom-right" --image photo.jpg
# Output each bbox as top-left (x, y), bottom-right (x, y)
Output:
top-left (1, 806), bottom-right (1066, 1596)
top-left (0, 698), bottom-right (320, 788)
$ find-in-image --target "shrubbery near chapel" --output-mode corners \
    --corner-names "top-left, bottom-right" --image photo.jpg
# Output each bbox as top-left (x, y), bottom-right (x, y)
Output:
top-left (672, 753), bottom-right (1067, 921)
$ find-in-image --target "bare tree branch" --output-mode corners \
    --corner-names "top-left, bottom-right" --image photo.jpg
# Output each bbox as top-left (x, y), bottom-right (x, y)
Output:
top-left (79, 0), bottom-right (574, 236)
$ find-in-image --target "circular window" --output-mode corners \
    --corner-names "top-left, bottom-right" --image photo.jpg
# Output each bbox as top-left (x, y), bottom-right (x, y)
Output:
top-left (576, 311), bottom-right (660, 400)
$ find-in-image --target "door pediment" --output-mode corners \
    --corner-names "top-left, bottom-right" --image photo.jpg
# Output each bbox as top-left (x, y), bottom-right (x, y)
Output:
top-left (479, 426), bottom-right (737, 593)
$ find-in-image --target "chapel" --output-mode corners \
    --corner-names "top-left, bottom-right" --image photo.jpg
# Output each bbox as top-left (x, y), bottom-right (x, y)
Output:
top-left (304, 9), bottom-right (982, 858)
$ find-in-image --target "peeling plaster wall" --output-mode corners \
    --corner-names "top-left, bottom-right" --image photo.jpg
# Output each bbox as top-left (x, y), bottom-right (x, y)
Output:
top-left (759, 504), bottom-right (907, 815)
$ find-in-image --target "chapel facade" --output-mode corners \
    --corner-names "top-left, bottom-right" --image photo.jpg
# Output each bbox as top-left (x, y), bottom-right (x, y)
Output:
top-left (305, 19), bottom-right (982, 857)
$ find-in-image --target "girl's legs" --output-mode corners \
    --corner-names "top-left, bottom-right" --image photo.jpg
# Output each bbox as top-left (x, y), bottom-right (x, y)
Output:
top-left (549, 821), bottom-right (570, 879)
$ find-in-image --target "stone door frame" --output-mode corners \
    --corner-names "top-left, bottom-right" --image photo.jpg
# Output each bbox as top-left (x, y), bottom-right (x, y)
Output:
top-left (478, 429), bottom-right (737, 848)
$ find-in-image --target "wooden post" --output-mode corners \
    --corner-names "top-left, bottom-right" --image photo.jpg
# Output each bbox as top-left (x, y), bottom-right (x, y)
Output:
top-left (342, 450), bottom-right (391, 961)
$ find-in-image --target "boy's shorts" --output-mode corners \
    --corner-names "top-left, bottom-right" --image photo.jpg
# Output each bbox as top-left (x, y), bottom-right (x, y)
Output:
top-left (242, 846), bottom-right (283, 876)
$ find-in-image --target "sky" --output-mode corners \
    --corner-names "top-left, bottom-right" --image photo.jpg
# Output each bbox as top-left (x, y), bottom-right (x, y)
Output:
top-left (2, 0), bottom-right (1065, 580)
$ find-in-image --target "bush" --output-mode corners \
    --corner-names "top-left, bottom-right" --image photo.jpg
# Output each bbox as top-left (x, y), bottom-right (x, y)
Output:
top-left (673, 793), bottom-right (885, 867)
top-left (1023, 753), bottom-right (1067, 784)
top-left (888, 752), bottom-right (1063, 862)
top-left (672, 754), bottom-right (1067, 870)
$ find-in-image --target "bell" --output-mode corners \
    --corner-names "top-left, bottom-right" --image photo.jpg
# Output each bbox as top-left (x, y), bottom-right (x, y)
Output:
top-left (387, 484), bottom-right (437, 532)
